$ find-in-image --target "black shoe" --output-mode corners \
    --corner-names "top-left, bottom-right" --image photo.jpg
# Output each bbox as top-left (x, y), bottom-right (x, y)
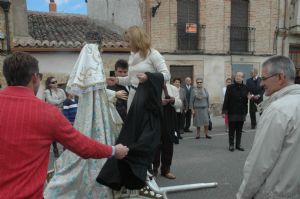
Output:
top-left (229, 146), bottom-right (234, 152)
top-left (205, 135), bottom-right (212, 139)
top-left (184, 129), bottom-right (192, 132)
top-left (178, 135), bottom-right (183, 139)
top-left (236, 146), bottom-right (245, 151)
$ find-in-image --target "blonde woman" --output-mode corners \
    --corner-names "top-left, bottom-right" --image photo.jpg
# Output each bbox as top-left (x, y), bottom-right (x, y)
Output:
top-left (107, 26), bottom-right (170, 111)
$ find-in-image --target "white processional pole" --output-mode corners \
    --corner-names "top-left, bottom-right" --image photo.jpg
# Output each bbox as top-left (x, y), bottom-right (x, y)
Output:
top-left (146, 172), bottom-right (218, 199)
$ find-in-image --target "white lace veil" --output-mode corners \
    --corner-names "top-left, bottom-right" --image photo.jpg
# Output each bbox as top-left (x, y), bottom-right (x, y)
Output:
top-left (66, 43), bottom-right (106, 95)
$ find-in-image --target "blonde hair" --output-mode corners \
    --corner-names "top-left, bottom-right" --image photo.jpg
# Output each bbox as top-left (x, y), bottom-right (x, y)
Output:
top-left (124, 26), bottom-right (151, 59)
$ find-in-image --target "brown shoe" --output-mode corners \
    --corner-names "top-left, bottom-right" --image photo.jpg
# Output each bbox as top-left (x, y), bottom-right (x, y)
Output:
top-left (162, 172), bottom-right (176, 179)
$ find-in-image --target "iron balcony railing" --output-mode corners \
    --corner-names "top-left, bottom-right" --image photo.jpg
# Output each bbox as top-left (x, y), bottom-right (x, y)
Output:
top-left (229, 26), bottom-right (255, 54)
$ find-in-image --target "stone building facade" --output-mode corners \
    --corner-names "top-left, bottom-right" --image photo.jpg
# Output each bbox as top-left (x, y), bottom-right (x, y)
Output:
top-left (146, 0), bottom-right (278, 114)
top-left (92, 0), bottom-right (298, 114)
top-left (278, 0), bottom-right (300, 71)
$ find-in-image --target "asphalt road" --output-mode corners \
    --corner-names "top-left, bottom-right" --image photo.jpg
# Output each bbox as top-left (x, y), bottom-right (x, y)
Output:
top-left (155, 116), bottom-right (256, 199)
top-left (48, 116), bottom-right (257, 199)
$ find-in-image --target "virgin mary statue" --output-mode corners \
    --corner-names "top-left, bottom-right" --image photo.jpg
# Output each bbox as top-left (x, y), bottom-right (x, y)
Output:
top-left (44, 32), bottom-right (123, 199)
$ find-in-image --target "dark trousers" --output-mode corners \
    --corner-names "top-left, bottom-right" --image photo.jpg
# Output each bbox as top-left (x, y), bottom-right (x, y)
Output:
top-left (184, 109), bottom-right (192, 130)
top-left (153, 104), bottom-right (175, 174)
top-left (153, 141), bottom-right (174, 175)
top-left (228, 121), bottom-right (244, 147)
top-left (249, 100), bottom-right (257, 127)
top-left (176, 112), bottom-right (184, 134)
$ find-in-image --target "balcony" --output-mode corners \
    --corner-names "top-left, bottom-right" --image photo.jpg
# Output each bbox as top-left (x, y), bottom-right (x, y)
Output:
top-left (175, 24), bottom-right (206, 53)
top-left (229, 26), bottom-right (255, 54)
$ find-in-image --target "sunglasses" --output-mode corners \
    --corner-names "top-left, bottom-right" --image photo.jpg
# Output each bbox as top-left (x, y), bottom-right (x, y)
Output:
top-left (50, 81), bottom-right (57, 84)
top-left (196, 82), bottom-right (203, 84)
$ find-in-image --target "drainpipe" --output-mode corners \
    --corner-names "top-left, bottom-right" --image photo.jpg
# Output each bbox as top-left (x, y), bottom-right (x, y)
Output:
top-left (0, 0), bottom-right (11, 53)
top-left (282, 0), bottom-right (288, 56)
top-left (145, 0), bottom-right (151, 35)
top-left (273, 0), bottom-right (280, 55)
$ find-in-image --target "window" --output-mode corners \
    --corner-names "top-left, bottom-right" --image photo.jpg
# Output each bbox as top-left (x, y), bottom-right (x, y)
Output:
top-left (170, 65), bottom-right (193, 84)
top-left (290, 45), bottom-right (300, 68)
top-left (230, 0), bottom-right (255, 53)
top-left (177, 0), bottom-right (199, 51)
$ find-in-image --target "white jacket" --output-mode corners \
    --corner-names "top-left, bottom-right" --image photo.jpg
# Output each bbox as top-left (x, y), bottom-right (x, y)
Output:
top-left (237, 84), bottom-right (300, 199)
top-left (162, 84), bottom-right (182, 113)
top-left (117, 49), bottom-right (170, 111)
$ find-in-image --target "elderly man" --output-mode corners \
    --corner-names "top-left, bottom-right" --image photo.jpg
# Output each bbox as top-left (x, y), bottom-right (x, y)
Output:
top-left (183, 77), bottom-right (193, 132)
top-left (237, 56), bottom-right (300, 199)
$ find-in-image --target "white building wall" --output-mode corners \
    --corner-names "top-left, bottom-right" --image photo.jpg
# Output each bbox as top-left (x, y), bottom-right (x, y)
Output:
top-left (87, 0), bottom-right (143, 31)
top-left (29, 52), bottom-right (129, 99)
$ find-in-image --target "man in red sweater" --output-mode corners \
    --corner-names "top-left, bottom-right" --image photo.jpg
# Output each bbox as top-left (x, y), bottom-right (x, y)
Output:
top-left (0, 52), bottom-right (129, 199)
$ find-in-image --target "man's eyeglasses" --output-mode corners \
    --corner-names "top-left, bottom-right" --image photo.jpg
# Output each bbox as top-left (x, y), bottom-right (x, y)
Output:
top-left (261, 73), bottom-right (279, 81)
top-left (50, 81), bottom-right (57, 84)
top-left (196, 82), bottom-right (203, 84)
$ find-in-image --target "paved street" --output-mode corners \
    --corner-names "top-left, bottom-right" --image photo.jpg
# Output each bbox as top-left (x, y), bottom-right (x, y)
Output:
top-left (48, 116), bottom-right (257, 199)
top-left (155, 116), bottom-right (256, 199)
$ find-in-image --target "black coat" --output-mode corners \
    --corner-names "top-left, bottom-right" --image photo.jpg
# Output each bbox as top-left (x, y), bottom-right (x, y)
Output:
top-left (222, 82), bottom-right (249, 119)
top-left (97, 72), bottom-right (164, 190)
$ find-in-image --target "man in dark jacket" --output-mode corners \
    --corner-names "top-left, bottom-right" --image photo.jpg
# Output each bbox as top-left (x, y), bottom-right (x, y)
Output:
top-left (246, 69), bottom-right (264, 129)
top-left (107, 59), bottom-right (129, 122)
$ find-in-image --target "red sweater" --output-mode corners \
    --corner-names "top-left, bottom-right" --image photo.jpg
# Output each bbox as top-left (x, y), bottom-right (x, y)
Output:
top-left (0, 87), bottom-right (113, 199)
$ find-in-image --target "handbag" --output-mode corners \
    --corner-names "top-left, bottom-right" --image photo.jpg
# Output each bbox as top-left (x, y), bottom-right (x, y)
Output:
top-left (208, 114), bottom-right (212, 131)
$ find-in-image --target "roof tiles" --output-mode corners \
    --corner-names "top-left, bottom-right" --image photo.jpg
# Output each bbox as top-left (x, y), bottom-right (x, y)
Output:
top-left (13, 12), bottom-right (127, 49)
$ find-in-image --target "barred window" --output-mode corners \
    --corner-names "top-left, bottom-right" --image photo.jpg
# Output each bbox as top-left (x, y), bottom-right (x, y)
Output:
top-left (230, 0), bottom-right (252, 52)
top-left (177, 0), bottom-right (199, 50)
